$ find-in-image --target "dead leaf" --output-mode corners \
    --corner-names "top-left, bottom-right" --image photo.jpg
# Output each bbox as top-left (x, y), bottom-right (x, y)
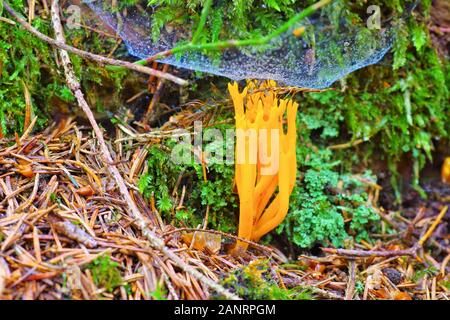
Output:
top-left (372, 287), bottom-right (390, 299)
top-left (16, 164), bottom-right (34, 178)
top-left (182, 232), bottom-right (221, 254)
top-left (394, 291), bottom-right (413, 300)
top-left (315, 263), bottom-right (326, 273)
top-left (76, 185), bottom-right (95, 197)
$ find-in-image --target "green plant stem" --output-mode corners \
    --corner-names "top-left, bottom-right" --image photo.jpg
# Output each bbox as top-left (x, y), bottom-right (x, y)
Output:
top-left (191, 0), bottom-right (214, 44)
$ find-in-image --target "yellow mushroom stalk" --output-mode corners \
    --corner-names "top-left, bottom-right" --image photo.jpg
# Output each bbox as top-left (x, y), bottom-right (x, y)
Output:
top-left (228, 81), bottom-right (298, 253)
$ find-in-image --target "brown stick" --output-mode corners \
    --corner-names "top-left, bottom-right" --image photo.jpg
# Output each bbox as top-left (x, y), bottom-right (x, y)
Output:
top-left (145, 49), bottom-right (173, 64)
top-left (2, 0), bottom-right (187, 86)
top-left (344, 260), bottom-right (356, 300)
top-left (418, 206), bottom-right (448, 247)
top-left (321, 243), bottom-right (420, 258)
top-left (50, 0), bottom-right (238, 300)
top-left (145, 64), bottom-right (169, 123)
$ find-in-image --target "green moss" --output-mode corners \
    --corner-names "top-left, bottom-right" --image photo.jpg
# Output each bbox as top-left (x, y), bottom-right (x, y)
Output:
top-left (147, 0), bottom-right (300, 42)
top-left (138, 145), bottom-right (181, 214)
top-left (185, 123), bottom-right (238, 233)
top-left (148, 283), bottom-right (168, 300)
top-left (0, 1), bottom-right (55, 135)
top-left (0, 1), bottom-right (130, 136)
top-left (298, 35), bottom-right (448, 199)
top-left (138, 124), bottom-right (238, 232)
top-left (276, 12), bottom-right (450, 245)
top-left (86, 254), bottom-right (122, 293)
top-left (221, 259), bottom-right (314, 300)
top-left (277, 146), bottom-right (380, 248)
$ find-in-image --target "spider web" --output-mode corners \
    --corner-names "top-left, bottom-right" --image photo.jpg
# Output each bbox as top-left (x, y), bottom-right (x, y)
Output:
top-left (81, 0), bottom-right (398, 89)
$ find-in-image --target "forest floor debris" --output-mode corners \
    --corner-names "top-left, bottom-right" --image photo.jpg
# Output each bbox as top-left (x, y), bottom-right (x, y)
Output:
top-left (0, 118), bottom-right (448, 300)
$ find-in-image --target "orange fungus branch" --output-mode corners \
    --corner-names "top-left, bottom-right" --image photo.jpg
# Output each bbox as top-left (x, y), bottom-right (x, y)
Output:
top-left (228, 81), bottom-right (298, 253)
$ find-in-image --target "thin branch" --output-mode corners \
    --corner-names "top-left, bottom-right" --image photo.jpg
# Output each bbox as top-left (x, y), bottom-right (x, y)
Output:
top-left (345, 260), bottom-right (356, 300)
top-left (321, 243), bottom-right (421, 258)
top-left (418, 206), bottom-right (448, 247)
top-left (2, 0), bottom-right (187, 86)
top-left (145, 64), bottom-right (169, 122)
top-left (0, 16), bottom-right (16, 25)
top-left (50, 0), bottom-right (238, 300)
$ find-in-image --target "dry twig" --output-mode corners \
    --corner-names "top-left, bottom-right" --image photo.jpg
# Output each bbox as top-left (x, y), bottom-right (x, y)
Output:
top-left (321, 244), bottom-right (420, 258)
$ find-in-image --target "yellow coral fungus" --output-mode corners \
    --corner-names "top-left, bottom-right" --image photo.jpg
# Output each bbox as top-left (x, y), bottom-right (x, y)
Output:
top-left (442, 157), bottom-right (450, 184)
top-left (228, 81), bottom-right (298, 253)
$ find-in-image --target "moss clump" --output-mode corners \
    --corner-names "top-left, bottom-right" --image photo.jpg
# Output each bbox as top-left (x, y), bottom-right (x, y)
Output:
top-left (221, 259), bottom-right (314, 300)
top-left (294, 1), bottom-right (449, 198)
top-left (273, 0), bottom-right (449, 248)
top-left (0, 1), bottom-right (55, 135)
top-left (278, 147), bottom-right (380, 248)
top-left (0, 1), bottom-right (130, 136)
top-left (185, 123), bottom-right (238, 233)
top-left (138, 145), bottom-right (182, 214)
top-left (148, 283), bottom-right (168, 300)
top-left (138, 123), bottom-right (238, 233)
top-left (86, 254), bottom-right (122, 293)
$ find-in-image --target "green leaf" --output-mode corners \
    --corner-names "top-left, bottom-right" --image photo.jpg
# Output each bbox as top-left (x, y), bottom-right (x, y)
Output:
top-left (411, 24), bottom-right (427, 52)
